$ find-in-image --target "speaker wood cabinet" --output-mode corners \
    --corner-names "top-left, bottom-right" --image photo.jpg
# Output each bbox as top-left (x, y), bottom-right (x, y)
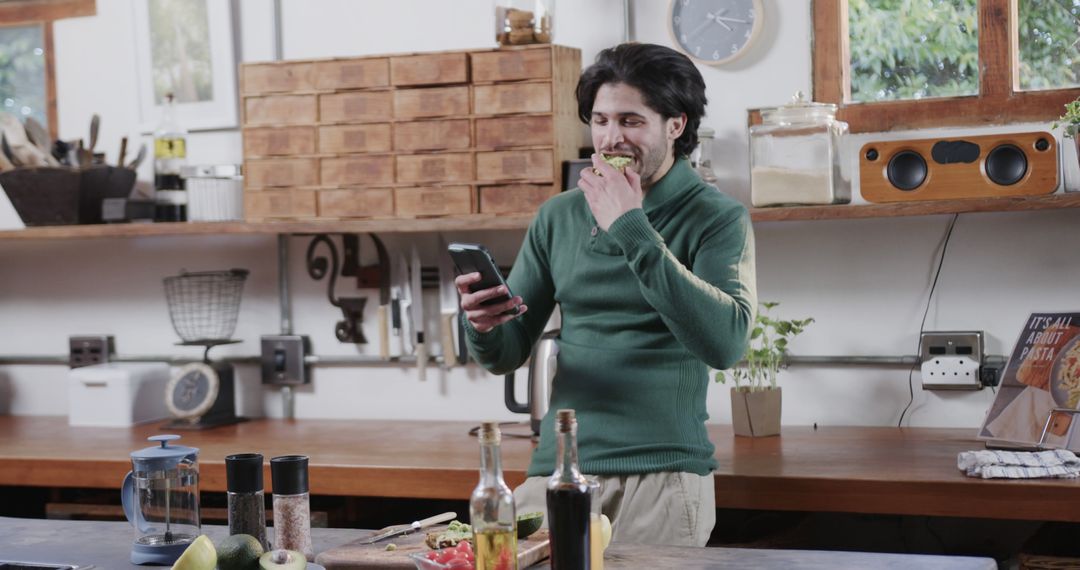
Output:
top-left (859, 132), bottom-right (1059, 203)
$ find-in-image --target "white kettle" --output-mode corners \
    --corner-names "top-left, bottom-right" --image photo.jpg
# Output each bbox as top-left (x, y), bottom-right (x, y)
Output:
top-left (504, 329), bottom-right (559, 435)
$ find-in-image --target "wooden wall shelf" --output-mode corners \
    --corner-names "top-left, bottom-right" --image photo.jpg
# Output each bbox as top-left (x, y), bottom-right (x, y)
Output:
top-left (0, 193), bottom-right (1077, 241)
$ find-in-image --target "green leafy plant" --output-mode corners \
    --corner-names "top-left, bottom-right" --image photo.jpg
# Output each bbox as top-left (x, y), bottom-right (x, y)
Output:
top-left (1052, 97), bottom-right (1080, 139)
top-left (715, 302), bottom-right (813, 392)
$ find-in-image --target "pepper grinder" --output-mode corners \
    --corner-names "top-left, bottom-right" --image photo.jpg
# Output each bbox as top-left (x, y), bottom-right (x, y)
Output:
top-left (270, 455), bottom-right (313, 559)
top-left (225, 453), bottom-right (267, 549)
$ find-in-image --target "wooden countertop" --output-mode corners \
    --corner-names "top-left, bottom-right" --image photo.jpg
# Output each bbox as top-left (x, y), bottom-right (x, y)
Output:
top-left (1, 416), bottom-right (1076, 523)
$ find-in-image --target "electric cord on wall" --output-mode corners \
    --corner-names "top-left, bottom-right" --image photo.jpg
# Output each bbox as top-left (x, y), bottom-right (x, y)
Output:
top-left (898, 213), bottom-right (961, 428)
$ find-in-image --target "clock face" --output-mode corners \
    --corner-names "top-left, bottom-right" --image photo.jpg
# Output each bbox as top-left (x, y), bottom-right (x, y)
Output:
top-left (669, 0), bottom-right (762, 65)
top-left (166, 362), bottom-right (219, 419)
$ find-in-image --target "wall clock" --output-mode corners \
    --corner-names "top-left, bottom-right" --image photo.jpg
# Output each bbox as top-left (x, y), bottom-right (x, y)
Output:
top-left (668, 0), bottom-right (763, 66)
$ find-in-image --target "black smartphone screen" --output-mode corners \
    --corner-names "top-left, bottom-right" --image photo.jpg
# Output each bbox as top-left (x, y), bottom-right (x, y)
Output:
top-left (447, 242), bottom-right (518, 314)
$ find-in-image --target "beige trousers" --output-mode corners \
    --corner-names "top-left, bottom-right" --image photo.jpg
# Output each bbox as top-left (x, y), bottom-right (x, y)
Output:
top-left (513, 471), bottom-right (715, 547)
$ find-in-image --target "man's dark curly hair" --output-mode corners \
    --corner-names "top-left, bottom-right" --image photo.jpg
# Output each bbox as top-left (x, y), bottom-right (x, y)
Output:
top-left (576, 43), bottom-right (708, 159)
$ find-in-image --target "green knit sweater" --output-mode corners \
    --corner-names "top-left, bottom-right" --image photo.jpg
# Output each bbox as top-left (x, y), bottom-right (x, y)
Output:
top-left (465, 158), bottom-right (757, 477)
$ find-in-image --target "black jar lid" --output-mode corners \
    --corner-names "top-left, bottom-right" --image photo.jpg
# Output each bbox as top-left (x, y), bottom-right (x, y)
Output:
top-left (270, 455), bottom-right (309, 495)
top-left (225, 453), bottom-right (264, 493)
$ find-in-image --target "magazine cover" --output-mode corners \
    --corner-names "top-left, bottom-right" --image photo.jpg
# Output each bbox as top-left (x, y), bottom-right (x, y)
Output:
top-left (978, 312), bottom-right (1080, 450)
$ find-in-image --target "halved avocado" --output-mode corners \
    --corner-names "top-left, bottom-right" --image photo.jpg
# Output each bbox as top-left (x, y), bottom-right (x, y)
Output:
top-left (601, 154), bottom-right (632, 171)
top-left (258, 549), bottom-right (306, 570)
top-left (516, 511), bottom-right (544, 539)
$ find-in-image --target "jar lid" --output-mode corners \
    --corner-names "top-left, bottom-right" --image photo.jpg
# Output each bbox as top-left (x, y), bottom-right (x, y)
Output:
top-left (760, 91), bottom-right (837, 125)
top-left (226, 453), bottom-right (264, 493)
top-left (130, 435), bottom-right (199, 470)
top-left (270, 455), bottom-right (309, 495)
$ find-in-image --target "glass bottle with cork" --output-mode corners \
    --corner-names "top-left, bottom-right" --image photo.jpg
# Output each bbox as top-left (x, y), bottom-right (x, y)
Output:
top-left (270, 455), bottom-right (313, 560)
top-left (225, 453), bottom-right (268, 549)
top-left (692, 126), bottom-right (719, 186)
top-left (153, 92), bottom-right (188, 222)
top-left (470, 421), bottom-right (518, 570)
top-left (546, 409), bottom-right (591, 570)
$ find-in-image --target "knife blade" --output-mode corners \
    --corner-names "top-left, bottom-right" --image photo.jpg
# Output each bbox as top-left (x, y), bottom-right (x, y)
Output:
top-left (437, 234), bottom-right (458, 370)
top-left (369, 233), bottom-right (391, 360)
top-left (410, 244), bottom-right (427, 381)
top-left (359, 511), bottom-right (457, 545)
top-left (397, 252), bottom-right (414, 356)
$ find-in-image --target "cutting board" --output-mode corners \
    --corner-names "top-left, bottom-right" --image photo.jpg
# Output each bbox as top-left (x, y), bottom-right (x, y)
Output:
top-left (316, 524), bottom-right (550, 569)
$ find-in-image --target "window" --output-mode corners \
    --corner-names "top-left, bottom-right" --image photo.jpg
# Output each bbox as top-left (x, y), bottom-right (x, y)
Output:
top-left (0, 0), bottom-right (96, 138)
top-left (813, 0), bottom-right (1080, 133)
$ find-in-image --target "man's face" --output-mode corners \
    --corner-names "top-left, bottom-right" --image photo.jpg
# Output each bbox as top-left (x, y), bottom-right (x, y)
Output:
top-left (590, 82), bottom-right (686, 188)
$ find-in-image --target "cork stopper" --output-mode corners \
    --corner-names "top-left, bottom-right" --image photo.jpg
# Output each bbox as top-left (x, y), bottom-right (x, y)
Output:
top-left (555, 409), bottom-right (576, 432)
top-left (479, 421), bottom-right (501, 444)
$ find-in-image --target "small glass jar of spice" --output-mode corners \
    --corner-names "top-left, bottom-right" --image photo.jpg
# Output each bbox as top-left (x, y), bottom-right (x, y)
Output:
top-left (271, 455), bottom-right (313, 559)
top-left (226, 453), bottom-right (268, 549)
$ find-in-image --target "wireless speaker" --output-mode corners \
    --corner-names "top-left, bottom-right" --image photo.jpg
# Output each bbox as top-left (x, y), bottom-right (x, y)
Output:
top-left (859, 132), bottom-right (1058, 203)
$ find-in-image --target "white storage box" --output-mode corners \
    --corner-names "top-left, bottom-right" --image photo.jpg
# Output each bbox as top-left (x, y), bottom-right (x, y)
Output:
top-left (68, 362), bottom-right (169, 427)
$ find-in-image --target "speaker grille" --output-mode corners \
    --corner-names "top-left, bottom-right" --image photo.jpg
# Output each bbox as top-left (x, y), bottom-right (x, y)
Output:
top-left (887, 150), bottom-right (928, 191)
top-left (985, 144), bottom-right (1027, 186)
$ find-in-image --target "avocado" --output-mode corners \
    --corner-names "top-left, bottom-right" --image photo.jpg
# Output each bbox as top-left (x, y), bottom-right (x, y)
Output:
top-left (516, 511), bottom-right (544, 539)
top-left (601, 154), bottom-right (633, 171)
top-left (217, 534), bottom-right (264, 570)
top-left (258, 549), bottom-right (306, 570)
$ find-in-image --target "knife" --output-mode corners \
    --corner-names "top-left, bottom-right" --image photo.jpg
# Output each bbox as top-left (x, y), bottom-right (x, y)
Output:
top-left (368, 234), bottom-right (392, 360)
top-left (410, 245), bottom-right (427, 381)
top-left (359, 511), bottom-right (457, 545)
top-left (397, 252), bottom-right (414, 357)
top-left (437, 234), bottom-right (458, 369)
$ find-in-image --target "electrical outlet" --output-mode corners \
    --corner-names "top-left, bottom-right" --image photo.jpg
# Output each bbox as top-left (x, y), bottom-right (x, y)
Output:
top-left (260, 335), bottom-right (311, 385)
top-left (920, 331), bottom-right (983, 390)
top-left (69, 335), bottom-right (115, 368)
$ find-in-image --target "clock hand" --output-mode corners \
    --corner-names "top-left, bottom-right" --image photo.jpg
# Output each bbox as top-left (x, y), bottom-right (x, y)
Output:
top-left (715, 16), bottom-right (751, 24)
top-left (715, 18), bottom-right (733, 32)
top-left (686, 12), bottom-right (716, 40)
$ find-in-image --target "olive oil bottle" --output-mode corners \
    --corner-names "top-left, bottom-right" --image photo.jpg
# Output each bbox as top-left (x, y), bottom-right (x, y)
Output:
top-left (546, 409), bottom-right (591, 570)
top-left (470, 422), bottom-right (518, 570)
top-left (153, 92), bottom-right (188, 221)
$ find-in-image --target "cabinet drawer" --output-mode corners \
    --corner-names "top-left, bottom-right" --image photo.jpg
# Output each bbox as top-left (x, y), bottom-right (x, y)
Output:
top-left (474, 83), bottom-right (552, 115)
top-left (313, 58), bottom-right (390, 90)
top-left (396, 153), bottom-right (474, 184)
top-left (321, 156), bottom-right (395, 186)
top-left (476, 149), bottom-right (553, 181)
top-left (243, 127), bottom-right (316, 157)
top-left (394, 119), bottom-right (472, 151)
top-left (317, 188), bottom-right (395, 218)
top-left (244, 95), bottom-right (317, 126)
top-left (242, 62), bottom-right (314, 94)
top-left (390, 52), bottom-right (469, 86)
top-left (395, 185), bottom-right (474, 217)
top-left (245, 158), bottom-right (319, 188)
top-left (245, 189), bottom-right (316, 219)
top-left (471, 49), bottom-right (551, 82)
top-left (318, 124), bottom-right (393, 154)
top-left (393, 86), bottom-right (470, 119)
top-left (475, 115), bottom-right (553, 148)
top-left (479, 184), bottom-right (559, 214)
top-left (320, 92), bottom-right (394, 124)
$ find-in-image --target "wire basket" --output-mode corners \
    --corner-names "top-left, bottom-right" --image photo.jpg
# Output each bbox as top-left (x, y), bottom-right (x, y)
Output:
top-left (163, 269), bottom-right (249, 344)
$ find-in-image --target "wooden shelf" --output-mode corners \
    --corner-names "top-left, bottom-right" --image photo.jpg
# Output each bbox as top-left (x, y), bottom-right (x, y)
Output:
top-left (1, 193), bottom-right (1078, 240)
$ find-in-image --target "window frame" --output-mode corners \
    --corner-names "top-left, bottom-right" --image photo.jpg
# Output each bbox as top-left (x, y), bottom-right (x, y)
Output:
top-left (0, 0), bottom-right (96, 139)
top-left (813, 0), bottom-right (1080, 133)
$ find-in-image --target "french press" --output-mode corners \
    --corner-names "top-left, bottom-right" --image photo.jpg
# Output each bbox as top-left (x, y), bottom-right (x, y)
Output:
top-left (121, 434), bottom-right (201, 565)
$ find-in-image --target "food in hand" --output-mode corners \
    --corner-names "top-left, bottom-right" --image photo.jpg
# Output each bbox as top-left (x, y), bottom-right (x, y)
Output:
top-left (424, 539), bottom-right (475, 570)
top-left (216, 533), bottom-right (264, 570)
top-left (171, 534), bottom-right (216, 570)
top-left (426, 520), bottom-right (473, 549)
top-left (258, 548), bottom-right (306, 570)
top-left (601, 154), bottom-right (632, 171)
top-left (516, 511), bottom-right (544, 539)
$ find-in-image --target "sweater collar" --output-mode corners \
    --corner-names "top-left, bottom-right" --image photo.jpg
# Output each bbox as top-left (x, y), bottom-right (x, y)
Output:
top-left (643, 157), bottom-right (698, 214)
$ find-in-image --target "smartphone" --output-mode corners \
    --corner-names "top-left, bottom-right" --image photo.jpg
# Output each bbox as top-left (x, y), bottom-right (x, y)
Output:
top-left (447, 242), bottom-right (519, 315)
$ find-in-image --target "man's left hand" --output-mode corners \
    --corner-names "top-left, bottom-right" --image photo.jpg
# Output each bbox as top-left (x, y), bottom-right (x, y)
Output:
top-left (578, 153), bottom-right (644, 232)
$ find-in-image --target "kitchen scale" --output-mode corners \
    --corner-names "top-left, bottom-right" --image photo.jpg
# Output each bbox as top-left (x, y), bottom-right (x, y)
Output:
top-left (162, 269), bottom-right (248, 430)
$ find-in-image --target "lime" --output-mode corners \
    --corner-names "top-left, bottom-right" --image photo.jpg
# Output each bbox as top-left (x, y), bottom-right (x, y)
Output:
top-left (171, 534), bottom-right (216, 570)
top-left (216, 533), bottom-right (264, 570)
top-left (516, 511), bottom-right (544, 539)
top-left (599, 514), bottom-right (612, 550)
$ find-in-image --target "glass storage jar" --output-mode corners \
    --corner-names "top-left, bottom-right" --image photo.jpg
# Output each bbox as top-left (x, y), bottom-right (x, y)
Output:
top-left (495, 0), bottom-right (554, 46)
top-left (749, 92), bottom-right (850, 207)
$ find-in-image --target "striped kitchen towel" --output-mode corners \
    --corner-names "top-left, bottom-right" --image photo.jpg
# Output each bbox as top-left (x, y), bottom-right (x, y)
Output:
top-left (957, 449), bottom-right (1080, 479)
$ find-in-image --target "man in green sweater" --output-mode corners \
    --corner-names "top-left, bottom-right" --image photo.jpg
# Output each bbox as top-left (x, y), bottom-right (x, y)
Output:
top-left (457, 43), bottom-right (757, 547)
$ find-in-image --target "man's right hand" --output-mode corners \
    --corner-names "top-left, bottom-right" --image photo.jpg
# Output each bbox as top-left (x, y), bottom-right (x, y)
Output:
top-left (455, 272), bottom-right (528, 334)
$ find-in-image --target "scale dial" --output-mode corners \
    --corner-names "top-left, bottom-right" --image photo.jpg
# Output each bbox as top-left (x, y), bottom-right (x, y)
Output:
top-left (668, 0), bottom-right (763, 66)
top-left (165, 362), bottom-right (219, 419)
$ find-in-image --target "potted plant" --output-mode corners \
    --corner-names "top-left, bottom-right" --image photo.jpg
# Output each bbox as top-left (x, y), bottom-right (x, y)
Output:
top-left (1052, 96), bottom-right (1080, 173)
top-left (716, 302), bottom-right (813, 437)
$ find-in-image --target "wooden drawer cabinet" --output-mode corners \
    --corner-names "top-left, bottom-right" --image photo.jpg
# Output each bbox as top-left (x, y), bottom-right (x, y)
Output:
top-left (394, 119), bottom-right (472, 151)
top-left (476, 149), bottom-right (553, 182)
top-left (313, 58), bottom-right (390, 90)
top-left (243, 127), bottom-right (316, 157)
top-left (396, 153), bottom-right (474, 184)
top-left (244, 95), bottom-right (317, 126)
top-left (317, 188), bottom-right (395, 218)
top-left (242, 62), bottom-right (314, 94)
top-left (474, 83), bottom-right (552, 115)
top-left (471, 49), bottom-right (552, 82)
top-left (393, 86), bottom-right (470, 119)
top-left (320, 92), bottom-right (394, 124)
top-left (479, 184), bottom-right (560, 214)
top-left (245, 158), bottom-right (319, 188)
top-left (395, 186), bottom-right (474, 217)
top-left (390, 53), bottom-right (469, 86)
top-left (476, 116), bottom-right (553, 148)
top-left (319, 124), bottom-right (393, 154)
top-left (321, 156), bottom-right (395, 186)
top-left (245, 189), bottom-right (317, 219)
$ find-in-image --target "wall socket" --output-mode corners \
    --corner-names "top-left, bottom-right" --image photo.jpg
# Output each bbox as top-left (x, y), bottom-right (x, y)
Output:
top-left (920, 331), bottom-right (983, 390)
top-left (69, 335), bottom-right (115, 368)
top-left (260, 335), bottom-right (311, 385)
